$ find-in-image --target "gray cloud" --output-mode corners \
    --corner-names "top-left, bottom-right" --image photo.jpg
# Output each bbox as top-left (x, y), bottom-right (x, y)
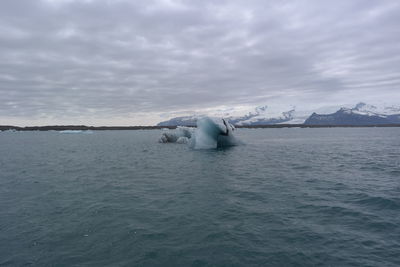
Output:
top-left (1, 0), bottom-right (399, 125)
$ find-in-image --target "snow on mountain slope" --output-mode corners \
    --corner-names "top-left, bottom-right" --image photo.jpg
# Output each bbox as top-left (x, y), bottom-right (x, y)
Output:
top-left (157, 102), bottom-right (400, 126)
top-left (158, 105), bottom-right (306, 126)
top-left (304, 102), bottom-right (400, 125)
top-left (230, 105), bottom-right (297, 125)
top-left (157, 116), bottom-right (197, 126)
top-left (344, 102), bottom-right (400, 116)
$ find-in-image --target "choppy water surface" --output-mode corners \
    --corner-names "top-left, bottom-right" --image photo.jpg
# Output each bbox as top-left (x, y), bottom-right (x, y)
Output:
top-left (1, 128), bottom-right (400, 266)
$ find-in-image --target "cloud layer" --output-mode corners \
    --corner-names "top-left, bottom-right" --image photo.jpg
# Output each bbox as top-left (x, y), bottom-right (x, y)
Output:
top-left (1, 0), bottom-right (400, 125)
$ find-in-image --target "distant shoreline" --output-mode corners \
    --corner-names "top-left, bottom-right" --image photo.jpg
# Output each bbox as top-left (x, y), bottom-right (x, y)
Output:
top-left (1, 124), bottom-right (400, 131)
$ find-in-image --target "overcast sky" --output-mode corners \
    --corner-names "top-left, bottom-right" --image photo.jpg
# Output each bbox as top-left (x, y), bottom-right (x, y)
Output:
top-left (1, 0), bottom-right (400, 125)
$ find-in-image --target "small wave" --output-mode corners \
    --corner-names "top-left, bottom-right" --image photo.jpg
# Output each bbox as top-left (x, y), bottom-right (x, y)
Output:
top-left (359, 165), bottom-right (384, 171)
top-left (351, 194), bottom-right (400, 210)
top-left (292, 165), bottom-right (312, 170)
top-left (297, 204), bottom-right (364, 218)
top-left (389, 169), bottom-right (400, 176)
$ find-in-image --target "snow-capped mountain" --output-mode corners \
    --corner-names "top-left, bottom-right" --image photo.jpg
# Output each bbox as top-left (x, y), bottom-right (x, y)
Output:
top-left (157, 116), bottom-right (197, 127)
top-left (157, 105), bottom-right (306, 126)
top-left (157, 102), bottom-right (400, 126)
top-left (304, 102), bottom-right (400, 125)
top-left (348, 102), bottom-right (400, 116)
top-left (227, 105), bottom-right (297, 125)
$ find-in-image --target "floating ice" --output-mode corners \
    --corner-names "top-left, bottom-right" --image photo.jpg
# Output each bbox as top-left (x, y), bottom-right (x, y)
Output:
top-left (190, 117), bottom-right (238, 149)
top-left (59, 130), bottom-right (93, 134)
top-left (159, 117), bottom-right (240, 149)
top-left (158, 126), bottom-right (193, 143)
top-left (176, 136), bottom-right (189, 144)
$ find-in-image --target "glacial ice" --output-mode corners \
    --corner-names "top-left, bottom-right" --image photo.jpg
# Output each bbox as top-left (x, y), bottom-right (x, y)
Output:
top-left (159, 117), bottom-right (240, 149)
top-left (176, 136), bottom-right (189, 144)
top-left (158, 126), bottom-right (193, 143)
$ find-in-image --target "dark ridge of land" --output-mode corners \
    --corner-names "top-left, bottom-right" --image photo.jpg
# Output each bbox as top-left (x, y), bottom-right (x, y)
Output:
top-left (1, 124), bottom-right (400, 131)
top-left (0, 125), bottom-right (177, 131)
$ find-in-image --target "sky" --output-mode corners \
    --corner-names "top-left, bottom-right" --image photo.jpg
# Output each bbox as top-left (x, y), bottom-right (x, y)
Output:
top-left (1, 0), bottom-right (400, 126)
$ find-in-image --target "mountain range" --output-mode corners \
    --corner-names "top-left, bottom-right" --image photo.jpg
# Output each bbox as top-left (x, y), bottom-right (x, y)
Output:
top-left (304, 102), bottom-right (400, 125)
top-left (157, 103), bottom-right (400, 126)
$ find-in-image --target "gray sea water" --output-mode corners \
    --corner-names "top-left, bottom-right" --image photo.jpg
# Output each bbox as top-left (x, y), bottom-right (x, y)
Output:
top-left (1, 128), bottom-right (400, 266)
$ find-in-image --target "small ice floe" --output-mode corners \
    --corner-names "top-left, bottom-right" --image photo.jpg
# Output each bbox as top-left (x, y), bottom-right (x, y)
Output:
top-left (158, 117), bottom-right (240, 149)
top-left (59, 130), bottom-right (93, 134)
top-left (59, 130), bottom-right (83, 134)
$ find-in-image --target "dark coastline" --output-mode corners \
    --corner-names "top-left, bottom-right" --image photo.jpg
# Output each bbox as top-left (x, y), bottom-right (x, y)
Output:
top-left (1, 124), bottom-right (400, 131)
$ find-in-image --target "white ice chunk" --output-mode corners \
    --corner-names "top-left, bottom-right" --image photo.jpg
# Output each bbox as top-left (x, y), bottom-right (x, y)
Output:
top-left (176, 136), bottom-right (189, 144)
top-left (158, 126), bottom-right (194, 143)
top-left (59, 130), bottom-right (93, 134)
top-left (158, 117), bottom-right (240, 149)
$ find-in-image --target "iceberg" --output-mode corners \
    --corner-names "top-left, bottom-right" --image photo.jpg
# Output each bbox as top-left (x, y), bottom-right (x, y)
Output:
top-left (159, 117), bottom-right (240, 149)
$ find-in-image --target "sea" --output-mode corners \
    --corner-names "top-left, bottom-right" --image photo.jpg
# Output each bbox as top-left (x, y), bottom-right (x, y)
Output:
top-left (1, 128), bottom-right (399, 266)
